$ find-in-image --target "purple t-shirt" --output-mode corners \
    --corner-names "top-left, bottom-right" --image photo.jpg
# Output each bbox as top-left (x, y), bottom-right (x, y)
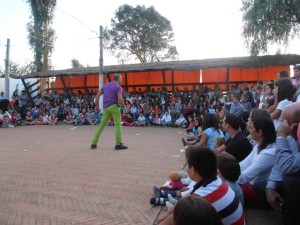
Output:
top-left (101, 81), bottom-right (122, 109)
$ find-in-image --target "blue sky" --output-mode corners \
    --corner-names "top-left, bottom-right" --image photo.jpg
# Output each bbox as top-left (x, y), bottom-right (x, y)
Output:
top-left (0, 0), bottom-right (299, 71)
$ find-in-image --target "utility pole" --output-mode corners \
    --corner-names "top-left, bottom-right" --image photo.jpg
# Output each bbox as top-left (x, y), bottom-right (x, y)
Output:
top-left (4, 38), bottom-right (10, 99)
top-left (99, 25), bottom-right (104, 112)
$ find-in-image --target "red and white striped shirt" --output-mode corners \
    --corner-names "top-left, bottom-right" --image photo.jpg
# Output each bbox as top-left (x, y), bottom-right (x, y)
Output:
top-left (193, 177), bottom-right (245, 225)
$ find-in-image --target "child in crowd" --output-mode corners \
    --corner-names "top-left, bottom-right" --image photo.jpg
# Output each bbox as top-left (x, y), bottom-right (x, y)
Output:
top-left (12, 112), bottom-right (22, 126)
top-left (48, 111), bottom-right (58, 125)
top-left (181, 118), bottom-right (202, 146)
top-left (214, 137), bottom-right (226, 149)
top-left (150, 172), bottom-right (195, 207)
top-left (24, 110), bottom-right (35, 125)
top-left (217, 153), bottom-right (244, 206)
top-left (173, 196), bottom-right (222, 225)
top-left (230, 93), bottom-right (242, 116)
top-left (264, 98), bottom-right (275, 110)
top-left (185, 116), bottom-right (194, 133)
top-left (174, 113), bottom-right (187, 127)
top-left (147, 111), bottom-right (154, 125)
top-left (136, 112), bottom-right (146, 126)
top-left (153, 114), bottom-right (161, 126)
top-left (161, 111), bottom-right (172, 126)
top-left (63, 111), bottom-right (75, 124)
top-left (240, 93), bottom-right (252, 113)
top-left (1, 115), bottom-right (15, 128)
top-left (122, 112), bottom-right (135, 126)
top-left (156, 146), bottom-right (244, 225)
top-left (87, 110), bottom-right (99, 125)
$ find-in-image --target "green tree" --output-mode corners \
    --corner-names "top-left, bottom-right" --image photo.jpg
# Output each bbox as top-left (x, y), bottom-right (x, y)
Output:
top-left (104, 4), bottom-right (178, 63)
top-left (71, 58), bottom-right (84, 68)
top-left (242, 0), bottom-right (300, 55)
top-left (0, 61), bottom-right (36, 78)
top-left (9, 61), bottom-right (37, 77)
top-left (26, 0), bottom-right (57, 72)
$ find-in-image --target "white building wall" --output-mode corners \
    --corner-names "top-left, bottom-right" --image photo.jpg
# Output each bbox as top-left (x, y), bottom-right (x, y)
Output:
top-left (0, 77), bottom-right (37, 99)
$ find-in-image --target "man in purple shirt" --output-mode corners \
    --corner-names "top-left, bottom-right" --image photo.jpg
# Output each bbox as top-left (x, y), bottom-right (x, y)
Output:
top-left (91, 73), bottom-right (128, 150)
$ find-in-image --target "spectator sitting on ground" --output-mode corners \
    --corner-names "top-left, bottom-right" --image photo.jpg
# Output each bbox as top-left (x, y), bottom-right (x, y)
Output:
top-left (136, 112), bottom-right (146, 126)
top-left (153, 114), bottom-right (161, 126)
top-left (151, 175), bottom-right (196, 208)
top-left (24, 110), bottom-right (35, 125)
top-left (156, 146), bottom-right (245, 225)
top-left (238, 117), bottom-right (276, 208)
top-left (185, 116), bottom-right (194, 133)
top-left (173, 195), bottom-right (223, 225)
top-left (214, 136), bottom-right (226, 149)
top-left (271, 78), bottom-right (295, 131)
top-left (240, 93), bottom-right (252, 113)
top-left (174, 113), bottom-right (187, 127)
top-left (230, 93), bottom-right (242, 116)
top-left (217, 152), bottom-right (244, 206)
top-left (161, 111), bottom-right (172, 126)
top-left (197, 113), bottom-right (224, 150)
top-left (63, 111), bottom-right (75, 124)
top-left (48, 111), bottom-right (58, 125)
top-left (87, 110), bottom-right (99, 125)
top-left (1, 115), bottom-right (15, 128)
top-left (266, 101), bottom-right (300, 225)
top-left (147, 111), bottom-right (155, 125)
top-left (34, 111), bottom-right (48, 125)
top-left (215, 113), bottom-right (252, 162)
top-left (181, 118), bottom-right (202, 146)
top-left (12, 112), bottom-right (22, 126)
top-left (122, 112), bottom-right (135, 126)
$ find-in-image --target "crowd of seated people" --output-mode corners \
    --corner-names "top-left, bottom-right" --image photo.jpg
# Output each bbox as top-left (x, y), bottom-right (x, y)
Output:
top-left (151, 68), bottom-right (300, 225)
top-left (1, 69), bottom-right (300, 131)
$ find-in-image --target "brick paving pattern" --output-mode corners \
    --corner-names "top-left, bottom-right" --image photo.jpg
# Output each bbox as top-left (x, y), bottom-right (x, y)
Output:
top-left (0, 126), bottom-right (186, 225)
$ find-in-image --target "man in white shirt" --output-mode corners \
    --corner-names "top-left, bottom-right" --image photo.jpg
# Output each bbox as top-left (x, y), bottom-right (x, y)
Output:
top-left (175, 113), bottom-right (187, 127)
top-left (161, 111), bottom-right (172, 126)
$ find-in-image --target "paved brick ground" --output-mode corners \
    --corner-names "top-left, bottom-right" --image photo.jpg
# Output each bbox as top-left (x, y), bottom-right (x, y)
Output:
top-left (0, 125), bottom-right (283, 225)
top-left (0, 125), bottom-right (186, 225)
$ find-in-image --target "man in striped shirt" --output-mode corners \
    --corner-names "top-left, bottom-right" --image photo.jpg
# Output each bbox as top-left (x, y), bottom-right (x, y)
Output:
top-left (157, 146), bottom-right (244, 225)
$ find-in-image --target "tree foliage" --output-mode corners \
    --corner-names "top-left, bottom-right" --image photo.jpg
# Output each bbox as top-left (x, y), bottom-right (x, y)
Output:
top-left (26, 0), bottom-right (57, 72)
top-left (104, 4), bottom-right (178, 63)
top-left (242, 0), bottom-right (300, 55)
top-left (71, 58), bottom-right (84, 68)
top-left (0, 61), bottom-right (36, 78)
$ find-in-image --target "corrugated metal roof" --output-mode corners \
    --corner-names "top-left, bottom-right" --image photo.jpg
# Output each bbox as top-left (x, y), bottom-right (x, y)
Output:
top-left (11, 54), bottom-right (300, 79)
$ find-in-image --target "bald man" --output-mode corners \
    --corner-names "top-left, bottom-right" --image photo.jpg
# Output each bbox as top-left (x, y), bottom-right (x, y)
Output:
top-left (266, 102), bottom-right (300, 225)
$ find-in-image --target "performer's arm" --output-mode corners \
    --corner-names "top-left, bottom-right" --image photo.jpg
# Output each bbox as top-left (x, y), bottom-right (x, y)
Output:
top-left (95, 90), bottom-right (103, 111)
top-left (117, 93), bottom-right (125, 108)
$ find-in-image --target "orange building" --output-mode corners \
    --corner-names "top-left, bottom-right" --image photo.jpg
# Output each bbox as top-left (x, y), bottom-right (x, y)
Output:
top-left (11, 54), bottom-right (300, 102)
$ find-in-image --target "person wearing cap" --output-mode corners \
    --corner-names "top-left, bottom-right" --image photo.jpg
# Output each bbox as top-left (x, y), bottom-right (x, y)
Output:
top-left (90, 73), bottom-right (128, 150)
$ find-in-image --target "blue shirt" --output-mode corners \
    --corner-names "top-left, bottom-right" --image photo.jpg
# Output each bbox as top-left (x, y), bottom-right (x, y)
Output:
top-left (203, 127), bottom-right (224, 150)
top-left (267, 136), bottom-right (300, 189)
top-left (230, 102), bottom-right (242, 116)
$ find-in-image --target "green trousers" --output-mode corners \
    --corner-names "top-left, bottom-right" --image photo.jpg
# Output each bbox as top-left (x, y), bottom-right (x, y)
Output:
top-left (92, 104), bottom-right (122, 145)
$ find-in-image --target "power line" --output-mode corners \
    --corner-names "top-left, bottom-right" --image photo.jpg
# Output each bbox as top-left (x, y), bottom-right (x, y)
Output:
top-left (56, 4), bottom-right (99, 36)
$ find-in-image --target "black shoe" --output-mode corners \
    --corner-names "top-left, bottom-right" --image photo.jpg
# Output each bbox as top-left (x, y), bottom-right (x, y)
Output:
top-left (150, 197), bottom-right (157, 205)
top-left (115, 143), bottom-right (128, 150)
top-left (90, 144), bottom-right (97, 149)
top-left (153, 186), bottom-right (164, 198)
